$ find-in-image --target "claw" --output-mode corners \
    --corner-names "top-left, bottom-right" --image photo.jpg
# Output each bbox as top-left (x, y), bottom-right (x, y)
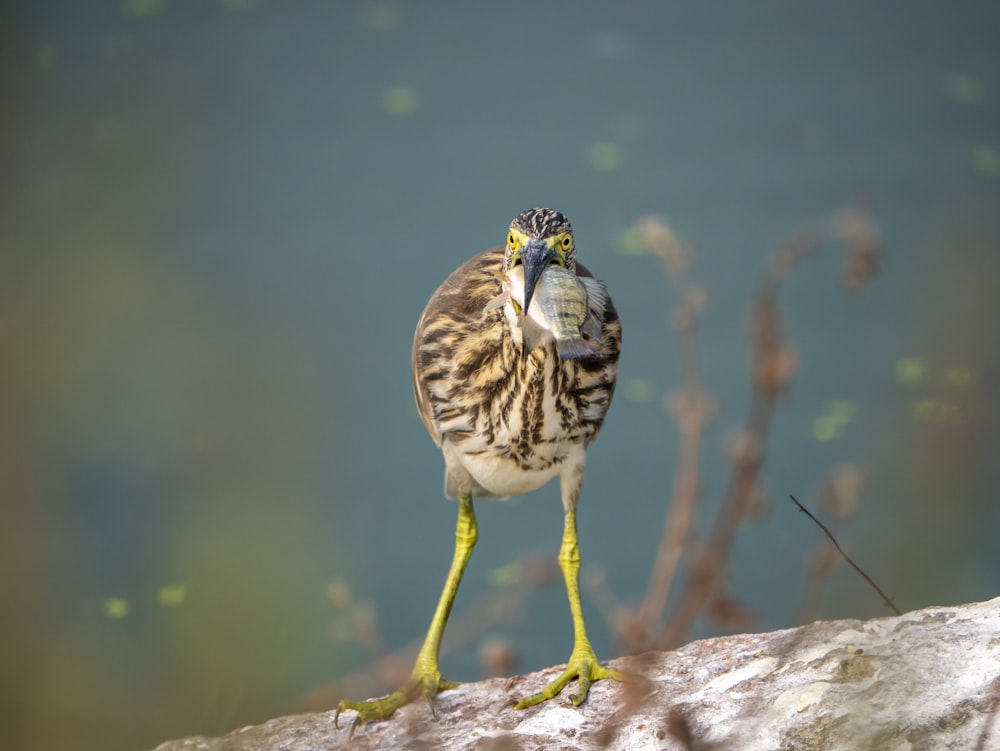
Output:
top-left (513, 651), bottom-right (622, 710)
top-left (333, 700), bottom-right (366, 739)
top-left (334, 671), bottom-right (460, 735)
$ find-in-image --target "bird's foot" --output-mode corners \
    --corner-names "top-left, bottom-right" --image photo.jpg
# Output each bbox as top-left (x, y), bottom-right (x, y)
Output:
top-left (334, 668), bottom-right (460, 736)
top-left (513, 644), bottom-right (622, 710)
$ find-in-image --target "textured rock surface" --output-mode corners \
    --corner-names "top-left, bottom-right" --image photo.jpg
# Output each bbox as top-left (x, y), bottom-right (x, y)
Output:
top-left (154, 598), bottom-right (1000, 751)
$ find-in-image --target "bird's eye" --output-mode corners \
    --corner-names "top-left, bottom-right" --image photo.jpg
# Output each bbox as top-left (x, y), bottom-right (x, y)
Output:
top-left (560, 234), bottom-right (573, 250)
top-left (507, 232), bottom-right (518, 250)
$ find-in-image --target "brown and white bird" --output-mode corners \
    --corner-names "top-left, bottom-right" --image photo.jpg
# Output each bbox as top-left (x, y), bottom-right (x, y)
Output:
top-left (337, 208), bottom-right (623, 731)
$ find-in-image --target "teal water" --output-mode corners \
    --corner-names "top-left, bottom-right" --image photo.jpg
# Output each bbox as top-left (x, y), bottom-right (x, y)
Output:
top-left (2, 2), bottom-right (998, 750)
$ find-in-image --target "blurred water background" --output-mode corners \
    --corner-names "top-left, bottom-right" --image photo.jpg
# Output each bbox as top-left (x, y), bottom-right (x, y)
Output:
top-left (1, 2), bottom-right (998, 750)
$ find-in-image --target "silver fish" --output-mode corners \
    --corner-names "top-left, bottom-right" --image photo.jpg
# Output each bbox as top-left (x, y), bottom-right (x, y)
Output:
top-left (485, 265), bottom-right (608, 359)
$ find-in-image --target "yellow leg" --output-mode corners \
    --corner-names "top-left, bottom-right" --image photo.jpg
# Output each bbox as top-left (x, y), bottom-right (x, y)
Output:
top-left (514, 508), bottom-right (623, 709)
top-left (336, 493), bottom-right (477, 732)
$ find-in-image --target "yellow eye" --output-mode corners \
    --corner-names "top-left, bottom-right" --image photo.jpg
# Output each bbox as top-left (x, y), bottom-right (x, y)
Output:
top-left (560, 234), bottom-right (573, 250)
top-left (507, 232), bottom-right (518, 249)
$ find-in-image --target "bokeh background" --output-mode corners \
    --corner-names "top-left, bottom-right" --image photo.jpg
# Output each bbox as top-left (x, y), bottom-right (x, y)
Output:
top-left (2, 2), bottom-right (999, 750)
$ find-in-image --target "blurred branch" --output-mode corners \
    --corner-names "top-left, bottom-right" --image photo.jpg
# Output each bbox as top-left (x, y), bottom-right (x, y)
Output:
top-left (617, 201), bottom-right (882, 653)
top-left (657, 204), bottom-right (881, 649)
top-left (617, 220), bottom-right (713, 653)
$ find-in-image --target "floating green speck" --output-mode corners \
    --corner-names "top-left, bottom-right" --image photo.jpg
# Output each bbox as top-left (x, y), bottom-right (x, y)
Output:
top-left (944, 366), bottom-right (974, 387)
top-left (828, 400), bottom-right (856, 422)
top-left (972, 148), bottom-right (998, 174)
top-left (36, 44), bottom-right (58, 73)
top-left (382, 86), bottom-right (417, 116)
top-left (615, 226), bottom-right (649, 256)
top-left (122, 0), bottom-right (166, 16)
top-left (811, 400), bottom-right (856, 441)
top-left (488, 563), bottom-right (520, 587)
top-left (103, 597), bottom-right (130, 619)
top-left (361, 1), bottom-right (403, 30)
top-left (587, 142), bottom-right (623, 172)
top-left (158, 585), bottom-right (187, 607)
top-left (623, 379), bottom-right (655, 404)
top-left (913, 399), bottom-right (965, 424)
top-left (895, 357), bottom-right (925, 383)
top-left (946, 75), bottom-right (984, 104)
top-left (811, 416), bottom-right (841, 442)
top-left (219, 0), bottom-right (257, 11)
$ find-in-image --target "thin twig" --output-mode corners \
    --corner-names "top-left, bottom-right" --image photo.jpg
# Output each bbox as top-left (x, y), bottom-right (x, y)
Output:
top-left (789, 494), bottom-right (901, 616)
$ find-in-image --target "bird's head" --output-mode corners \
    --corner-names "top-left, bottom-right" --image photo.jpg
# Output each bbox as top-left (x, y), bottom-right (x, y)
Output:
top-left (502, 208), bottom-right (576, 314)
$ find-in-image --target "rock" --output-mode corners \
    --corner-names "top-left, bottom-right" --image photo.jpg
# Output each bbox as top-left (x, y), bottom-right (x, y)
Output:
top-left (153, 597), bottom-right (1000, 751)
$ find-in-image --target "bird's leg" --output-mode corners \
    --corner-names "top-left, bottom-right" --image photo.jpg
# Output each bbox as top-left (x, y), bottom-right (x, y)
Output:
top-left (336, 493), bottom-right (477, 732)
top-left (514, 506), bottom-right (623, 709)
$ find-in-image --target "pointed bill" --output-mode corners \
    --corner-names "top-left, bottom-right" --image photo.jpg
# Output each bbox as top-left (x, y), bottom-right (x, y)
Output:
top-left (519, 239), bottom-right (555, 315)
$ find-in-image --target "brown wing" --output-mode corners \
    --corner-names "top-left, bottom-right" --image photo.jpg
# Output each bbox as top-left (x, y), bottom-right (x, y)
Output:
top-left (412, 246), bottom-right (507, 447)
top-left (575, 260), bottom-right (620, 439)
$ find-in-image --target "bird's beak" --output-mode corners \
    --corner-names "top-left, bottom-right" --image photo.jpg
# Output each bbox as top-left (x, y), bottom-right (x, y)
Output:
top-left (518, 239), bottom-right (555, 313)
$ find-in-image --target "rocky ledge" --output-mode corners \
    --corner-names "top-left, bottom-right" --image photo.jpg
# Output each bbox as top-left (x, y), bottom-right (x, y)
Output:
top-left (154, 597), bottom-right (1000, 750)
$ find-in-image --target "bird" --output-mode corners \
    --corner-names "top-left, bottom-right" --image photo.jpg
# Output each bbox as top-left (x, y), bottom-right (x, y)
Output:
top-left (336, 208), bottom-right (623, 732)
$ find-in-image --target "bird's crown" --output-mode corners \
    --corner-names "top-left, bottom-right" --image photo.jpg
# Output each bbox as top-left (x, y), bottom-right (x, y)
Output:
top-left (510, 208), bottom-right (572, 239)
top-left (504, 208), bottom-right (577, 273)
